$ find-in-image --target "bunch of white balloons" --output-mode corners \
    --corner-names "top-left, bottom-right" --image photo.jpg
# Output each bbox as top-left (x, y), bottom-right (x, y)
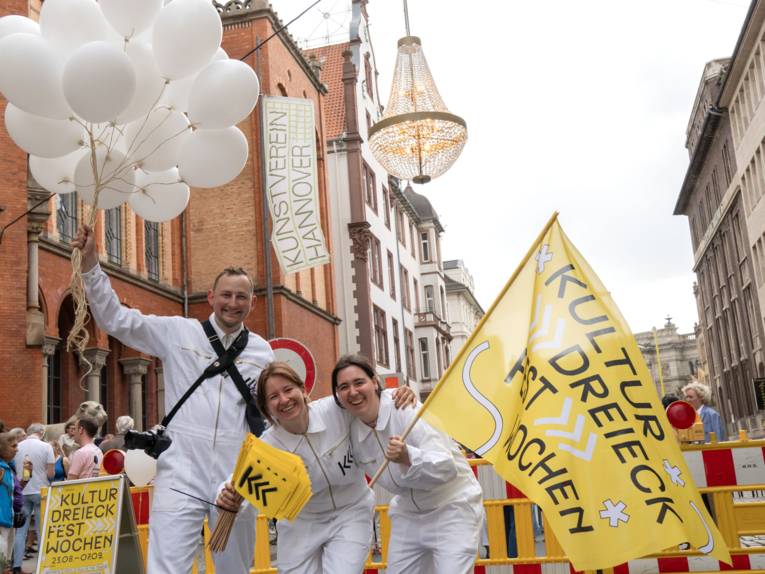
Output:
top-left (0, 0), bottom-right (260, 222)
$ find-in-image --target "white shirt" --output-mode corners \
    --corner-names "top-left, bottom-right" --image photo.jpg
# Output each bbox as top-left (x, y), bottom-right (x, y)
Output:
top-left (351, 394), bottom-right (482, 514)
top-left (14, 435), bottom-right (55, 495)
top-left (262, 396), bottom-right (372, 515)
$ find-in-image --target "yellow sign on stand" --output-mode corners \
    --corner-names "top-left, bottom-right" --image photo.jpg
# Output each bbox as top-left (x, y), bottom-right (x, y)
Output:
top-left (37, 475), bottom-right (144, 574)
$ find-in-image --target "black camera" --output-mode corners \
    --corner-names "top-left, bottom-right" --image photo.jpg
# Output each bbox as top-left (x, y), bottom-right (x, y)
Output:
top-left (124, 426), bottom-right (172, 459)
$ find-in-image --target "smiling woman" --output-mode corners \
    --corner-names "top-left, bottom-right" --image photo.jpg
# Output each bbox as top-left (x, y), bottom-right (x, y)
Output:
top-left (331, 354), bottom-right (484, 574)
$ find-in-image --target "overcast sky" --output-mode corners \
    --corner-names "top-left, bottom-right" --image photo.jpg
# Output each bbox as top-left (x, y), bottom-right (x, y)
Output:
top-left (272, 0), bottom-right (749, 335)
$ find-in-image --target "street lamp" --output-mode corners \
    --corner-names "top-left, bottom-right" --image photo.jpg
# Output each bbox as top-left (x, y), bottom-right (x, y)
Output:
top-left (368, 1), bottom-right (467, 184)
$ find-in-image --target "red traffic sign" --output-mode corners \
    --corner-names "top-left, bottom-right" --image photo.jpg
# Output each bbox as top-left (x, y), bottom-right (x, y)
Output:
top-left (268, 338), bottom-right (317, 395)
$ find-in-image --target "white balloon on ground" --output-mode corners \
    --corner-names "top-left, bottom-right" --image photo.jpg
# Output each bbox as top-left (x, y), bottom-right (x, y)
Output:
top-left (0, 33), bottom-right (70, 119)
top-left (74, 147), bottom-right (135, 209)
top-left (130, 168), bottom-right (190, 222)
top-left (116, 41), bottom-right (166, 124)
top-left (152, 0), bottom-right (222, 80)
top-left (29, 149), bottom-right (88, 194)
top-left (124, 449), bottom-right (157, 487)
top-left (62, 42), bottom-right (136, 123)
top-left (99, 0), bottom-right (163, 39)
top-left (125, 108), bottom-right (191, 171)
top-left (0, 15), bottom-right (40, 40)
top-left (39, 0), bottom-right (110, 56)
top-left (188, 60), bottom-right (260, 129)
top-left (178, 127), bottom-right (248, 188)
top-left (4, 104), bottom-right (84, 158)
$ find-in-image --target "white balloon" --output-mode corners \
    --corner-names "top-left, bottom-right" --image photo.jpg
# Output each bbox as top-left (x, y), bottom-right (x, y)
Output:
top-left (29, 150), bottom-right (88, 194)
top-left (62, 42), bottom-right (136, 123)
top-left (39, 0), bottom-right (110, 56)
top-left (178, 127), bottom-right (248, 189)
top-left (152, 0), bottom-right (222, 80)
top-left (75, 147), bottom-right (135, 209)
top-left (0, 33), bottom-right (70, 119)
top-left (125, 108), bottom-right (191, 171)
top-left (100, 0), bottom-right (163, 39)
top-left (188, 60), bottom-right (260, 129)
top-left (0, 15), bottom-right (40, 41)
top-left (213, 47), bottom-right (228, 61)
top-left (116, 41), bottom-right (166, 124)
top-left (130, 168), bottom-right (190, 221)
top-left (5, 104), bottom-right (84, 158)
top-left (124, 449), bottom-right (157, 487)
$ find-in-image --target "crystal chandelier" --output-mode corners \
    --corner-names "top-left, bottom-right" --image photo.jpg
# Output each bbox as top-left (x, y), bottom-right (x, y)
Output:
top-left (368, 3), bottom-right (467, 184)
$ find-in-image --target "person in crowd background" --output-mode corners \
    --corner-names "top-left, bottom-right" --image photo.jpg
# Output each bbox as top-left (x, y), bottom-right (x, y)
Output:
top-left (67, 417), bottom-right (102, 480)
top-left (0, 432), bottom-right (19, 572)
top-left (99, 416), bottom-right (134, 452)
top-left (11, 424), bottom-right (53, 574)
top-left (682, 382), bottom-right (728, 442)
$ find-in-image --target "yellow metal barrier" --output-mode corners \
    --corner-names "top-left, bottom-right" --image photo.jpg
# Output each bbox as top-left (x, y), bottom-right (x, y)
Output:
top-left (40, 434), bottom-right (765, 573)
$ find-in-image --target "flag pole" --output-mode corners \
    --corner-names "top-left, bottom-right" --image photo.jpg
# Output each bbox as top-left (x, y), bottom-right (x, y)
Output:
top-left (369, 211), bottom-right (560, 486)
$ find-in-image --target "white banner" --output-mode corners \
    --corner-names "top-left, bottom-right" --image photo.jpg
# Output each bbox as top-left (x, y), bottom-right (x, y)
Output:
top-left (263, 96), bottom-right (330, 273)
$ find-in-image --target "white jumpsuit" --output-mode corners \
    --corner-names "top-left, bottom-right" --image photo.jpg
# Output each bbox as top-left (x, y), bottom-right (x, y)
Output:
top-left (260, 396), bottom-right (375, 574)
top-left (351, 394), bottom-right (484, 574)
top-left (83, 265), bottom-right (274, 574)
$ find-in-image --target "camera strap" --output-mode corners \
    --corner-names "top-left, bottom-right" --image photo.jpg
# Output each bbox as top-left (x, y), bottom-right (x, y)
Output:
top-left (159, 322), bottom-right (250, 430)
top-left (200, 320), bottom-right (267, 437)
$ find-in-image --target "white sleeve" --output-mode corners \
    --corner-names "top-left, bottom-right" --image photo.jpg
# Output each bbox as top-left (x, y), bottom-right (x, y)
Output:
top-left (82, 264), bottom-right (182, 359)
top-left (395, 411), bottom-right (457, 488)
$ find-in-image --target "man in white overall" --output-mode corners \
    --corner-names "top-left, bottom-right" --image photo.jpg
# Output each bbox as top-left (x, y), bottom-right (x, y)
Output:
top-left (74, 224), bottom-right (274, 573)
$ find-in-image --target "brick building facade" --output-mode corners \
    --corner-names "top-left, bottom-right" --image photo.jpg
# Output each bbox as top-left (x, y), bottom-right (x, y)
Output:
top-left (0, 0), bottom-right (340, 430)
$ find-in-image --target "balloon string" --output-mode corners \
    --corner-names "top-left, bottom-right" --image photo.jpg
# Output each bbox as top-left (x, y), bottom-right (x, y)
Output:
top-left (66, 131), bottom-right (102, 392)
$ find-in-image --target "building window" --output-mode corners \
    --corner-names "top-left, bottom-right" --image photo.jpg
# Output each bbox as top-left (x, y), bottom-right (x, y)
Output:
top-left (363, 163), bottom-right (377, 212)
top-left (413, 277), bottom-right (420, 312)
top-left (105, 206), bottom-right (122, 265)
top-left (396, 208), bottom-right (406, 246)
top-left (383, 186), bottom-right (391, 228)
top-left (722, 142), bottom-right (733, 185)
top-left (392, 318), bottom-right (402, 372)
top-left (400, 265), bottom-right (410, 310)
top-left (373, 305), bottom-right (389, 367)
top-left (425, 285), bottom-right (435, 313)
top-left (440, 285), bottom-right (447, 319)
top-left (56, 193), bottom-right (78, 243)
top-left (387, 250), bottom-right (396, 299)
top-left (410, 222), bottom-right (416, 258)
top-left (421, 231), bottom-right (431, 262)
top-left (366, 111), bottom-right (372, 134)
top-left (364, 53), bottom-right (373, 99)
top-left (405, 328), bottom-right (416, 380)
top-left (369, 235), bottom-right (383, 288)
top-left (419, 338), bottom-right (431, 379)
top-left (145, 221), bottom-right (160, 282)
top-left (47, 346), bottom-right (62, 423)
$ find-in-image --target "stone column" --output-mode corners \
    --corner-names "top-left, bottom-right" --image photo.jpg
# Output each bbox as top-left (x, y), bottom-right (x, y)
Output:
top-left (119, 357), bottom-right (151, 431)
top-left (79, 348), bottom-right (110, 403)
top-left (26, 188), bottom-right (51, 346)
top-left (41, 336), bottom-right (60, 422)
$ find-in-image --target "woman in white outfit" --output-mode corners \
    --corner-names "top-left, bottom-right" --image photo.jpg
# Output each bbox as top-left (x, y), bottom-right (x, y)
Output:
top-left (217, 362), bottom-right (414, 574)
top-left (331, 354), bottom-right (484, 574)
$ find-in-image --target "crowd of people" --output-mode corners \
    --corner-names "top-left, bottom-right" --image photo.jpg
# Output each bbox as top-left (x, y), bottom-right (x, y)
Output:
top-left (1, 223), bottom-right (735, 574)
top-left (0, 413), bottom-right (136, 573)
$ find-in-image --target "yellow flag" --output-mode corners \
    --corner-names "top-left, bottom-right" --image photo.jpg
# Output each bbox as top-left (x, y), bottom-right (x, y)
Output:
top-left (421, 215), bottom-right (730, 570)
top-left (232, 434), bottom-right (312, 520)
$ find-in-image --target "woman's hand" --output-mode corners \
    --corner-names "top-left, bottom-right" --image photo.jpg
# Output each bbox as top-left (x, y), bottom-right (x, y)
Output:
top-left (216, 481), bottom-right (244, 513)
top-left (385, 436), bottom-right (411, 467)
top-left (392, 386), bottom-right (416, 409)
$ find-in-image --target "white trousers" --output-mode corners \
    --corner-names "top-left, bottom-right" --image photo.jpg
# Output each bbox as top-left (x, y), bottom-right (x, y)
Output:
top-left (386, 500), bottom-right (483, 574)
top-left (275, 489), bottom-right (374, 574)
top-left (146, 426), bottom-right (257, 574)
